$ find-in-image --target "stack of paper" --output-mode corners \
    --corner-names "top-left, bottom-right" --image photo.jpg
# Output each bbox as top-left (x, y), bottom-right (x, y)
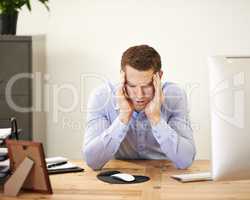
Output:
top-left (0, 159), bottom-right (10, 178)
top-left (0, 147), bottom-right (9, 184)
top-left (46, 157), bottom-right (68, 165)
top-left (0, 128), bottom-right (11, 143)
top-left (45, 157), bottom-right (83, 174)
top-left (0, 148), bottom-right (8, 161)
top-left (48, 162), bottom-right (79, 170)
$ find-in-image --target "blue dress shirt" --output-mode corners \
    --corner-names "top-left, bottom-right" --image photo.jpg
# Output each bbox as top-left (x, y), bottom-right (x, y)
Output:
top-left (82, 81), bottom-right (196, 170)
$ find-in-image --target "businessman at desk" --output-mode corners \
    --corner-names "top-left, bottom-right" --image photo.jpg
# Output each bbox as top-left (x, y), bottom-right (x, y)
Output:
top-left (83, 45), bottom-right (196, 170)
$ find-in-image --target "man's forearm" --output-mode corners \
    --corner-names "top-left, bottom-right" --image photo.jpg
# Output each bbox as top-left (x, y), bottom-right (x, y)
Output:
top-left (151, 118), bottom-right (196, 169)
top-left (83, 117), bottom-right (130, 170)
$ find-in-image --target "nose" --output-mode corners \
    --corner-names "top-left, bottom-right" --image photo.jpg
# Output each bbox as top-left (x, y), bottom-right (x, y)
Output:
top-left (136, 86), bottom-right (144, 99)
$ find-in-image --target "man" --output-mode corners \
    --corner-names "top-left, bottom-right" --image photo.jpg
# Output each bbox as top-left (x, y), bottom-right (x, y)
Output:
top-left (83, 45), bottom-right (196, 170)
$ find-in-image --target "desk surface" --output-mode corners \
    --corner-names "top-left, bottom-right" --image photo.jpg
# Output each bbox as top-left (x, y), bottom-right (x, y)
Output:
top-left (1, 160), bottom-right (250, 200)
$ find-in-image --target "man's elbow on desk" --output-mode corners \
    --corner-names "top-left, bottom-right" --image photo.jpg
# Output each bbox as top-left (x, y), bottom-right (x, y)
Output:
top-left (174, 150), bottom-right (196, 170)
top-left (175, 158), bottom-right (194, 170)
top-left (82, 147), bottom-right (105, 171)
top-left (85, 161), bottom-right (103, 171)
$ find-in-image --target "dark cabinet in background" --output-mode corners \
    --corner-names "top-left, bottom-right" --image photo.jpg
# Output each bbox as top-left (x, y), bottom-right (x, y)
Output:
top-left (0, 35), bottom-right (47, 151)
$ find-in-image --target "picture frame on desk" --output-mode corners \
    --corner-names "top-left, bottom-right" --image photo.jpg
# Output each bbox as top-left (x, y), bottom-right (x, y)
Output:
top-left (4, 140), bottom-right (53, 196)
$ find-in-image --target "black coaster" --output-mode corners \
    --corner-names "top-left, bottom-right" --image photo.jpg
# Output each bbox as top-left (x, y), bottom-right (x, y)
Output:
top-left (97, 170), bottom-right (150, 184)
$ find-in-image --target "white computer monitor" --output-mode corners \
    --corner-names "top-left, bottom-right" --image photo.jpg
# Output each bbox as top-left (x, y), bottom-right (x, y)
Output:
top-left (209, 55), bottom-right (250, 181)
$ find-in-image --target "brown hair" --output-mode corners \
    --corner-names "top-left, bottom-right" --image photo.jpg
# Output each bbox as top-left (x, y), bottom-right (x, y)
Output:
top-left (121, 44), bottom-right (161, 72)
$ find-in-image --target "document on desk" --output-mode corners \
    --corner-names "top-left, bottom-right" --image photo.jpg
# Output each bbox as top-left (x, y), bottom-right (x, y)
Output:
top-left (0, 128), bottom-right (11, 139)
top-left (171, 172), bottom-right (212, 182)
top-left (46, 156), bottom-right (68, 165)
top-left (47, 161), bottom-right (84, 175)
top-left (0, 148), bottom-right (8, 154)
top-left (0, 159), bottom-right (10, 178)
top-left (47, 162), bottom-right (77, 170)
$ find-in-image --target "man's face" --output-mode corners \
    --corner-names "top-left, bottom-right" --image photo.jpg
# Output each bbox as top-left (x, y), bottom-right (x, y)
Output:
top-left (124, 65), bottom-right (156, 111)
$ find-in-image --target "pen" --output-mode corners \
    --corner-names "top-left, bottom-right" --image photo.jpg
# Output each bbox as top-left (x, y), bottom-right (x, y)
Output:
top-left (47, 161), bottom-right (67, 168)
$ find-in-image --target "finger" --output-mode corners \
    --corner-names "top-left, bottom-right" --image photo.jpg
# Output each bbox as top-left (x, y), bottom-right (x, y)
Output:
top-left (154, 73), bottom-right (162, 103)
top-left (121, 72), bottom-right (130, 98)
top-left (156, 72), bottom-right (162, 90)
top-left (117, 71), bottom-right (125, 95)
top-left (122, 86), bottom-right (129, 98)
top-left (156, 74), bottom-right (164, 104)
top-left (153, 73), bottom-right (160, 90)
top-left (153, 74), bottom-right (158, 95)
top-left (120, 71), bottom-right (125, 85)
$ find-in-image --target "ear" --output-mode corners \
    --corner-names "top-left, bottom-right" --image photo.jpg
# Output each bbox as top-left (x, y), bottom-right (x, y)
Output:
top-left (158, 70), bottom-right (163, 79)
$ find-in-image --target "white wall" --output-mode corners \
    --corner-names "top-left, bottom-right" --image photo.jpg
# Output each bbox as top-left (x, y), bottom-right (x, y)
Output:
top-left (17, 0), bottom-right (250, 159)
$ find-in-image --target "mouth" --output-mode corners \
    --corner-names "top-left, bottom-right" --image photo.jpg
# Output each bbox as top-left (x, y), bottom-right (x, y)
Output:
top-left (135, 100), bottom-right (146, 105)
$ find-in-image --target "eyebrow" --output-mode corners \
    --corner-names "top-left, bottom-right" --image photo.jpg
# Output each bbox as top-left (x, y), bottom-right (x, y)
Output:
top-left (126, 80), bottom-right (153, 87)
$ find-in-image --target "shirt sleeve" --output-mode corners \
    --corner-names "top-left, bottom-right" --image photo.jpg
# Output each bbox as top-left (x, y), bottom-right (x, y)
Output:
top-left (151, 89), bottom-right (196, 169)
top-left (82, 88), bottom-right (130, 170)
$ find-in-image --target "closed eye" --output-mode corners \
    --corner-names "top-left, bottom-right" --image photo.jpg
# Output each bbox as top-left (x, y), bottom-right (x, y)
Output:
top-left (126, 83), bottom-right (136, 87)
top-left (126, 82), bottom-right (153, 88)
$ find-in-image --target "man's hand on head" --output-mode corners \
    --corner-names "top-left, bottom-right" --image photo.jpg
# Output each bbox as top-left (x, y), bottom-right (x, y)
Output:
top-left (145, 72), bottom-right (164, 126)
top-left (116, 71), bottom-right (134, 124)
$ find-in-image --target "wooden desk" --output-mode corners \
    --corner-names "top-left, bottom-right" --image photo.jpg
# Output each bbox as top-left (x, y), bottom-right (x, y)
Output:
top-left (1, 160), bottom-right (250, 200)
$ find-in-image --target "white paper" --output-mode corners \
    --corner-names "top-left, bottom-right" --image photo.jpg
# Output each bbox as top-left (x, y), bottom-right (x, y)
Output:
top-left (0, 159), bottom-right (10, 167)
top-left (47, 162), bottom-right (77, 170)
top-left (45, 156), bottom-right (68, 164)
top-left (0, 128), bottom-right (11, 139)
top-left (0, 148), bottom-right (8, 154)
